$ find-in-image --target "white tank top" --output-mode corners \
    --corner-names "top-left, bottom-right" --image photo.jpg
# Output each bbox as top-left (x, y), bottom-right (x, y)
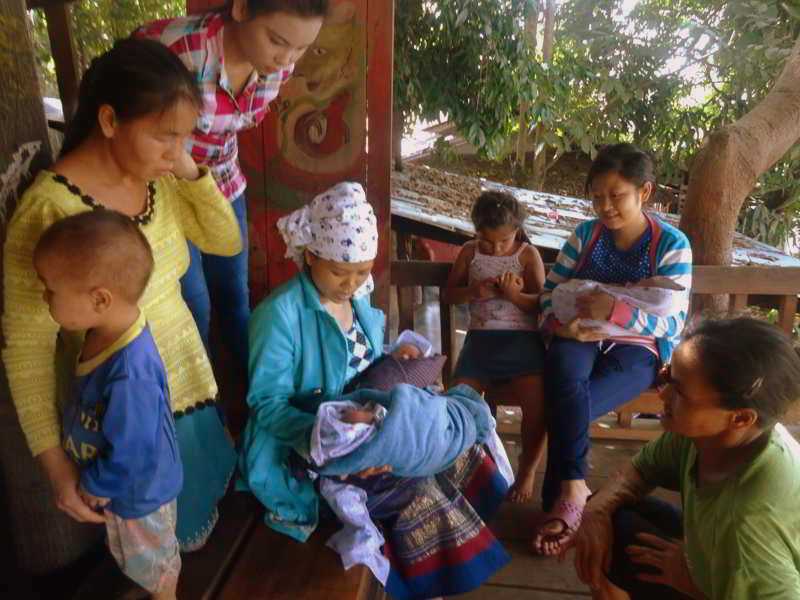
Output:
top-left (468, 243), bottom-right (538, 331)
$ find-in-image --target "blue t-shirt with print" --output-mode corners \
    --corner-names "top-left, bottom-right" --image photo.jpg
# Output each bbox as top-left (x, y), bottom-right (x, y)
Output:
top-left (62, 317), bottom-right (182, 519)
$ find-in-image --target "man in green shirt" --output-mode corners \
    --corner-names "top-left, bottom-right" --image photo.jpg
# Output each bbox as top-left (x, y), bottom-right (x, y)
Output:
top-left (565, 317), bottom-right (800, 599)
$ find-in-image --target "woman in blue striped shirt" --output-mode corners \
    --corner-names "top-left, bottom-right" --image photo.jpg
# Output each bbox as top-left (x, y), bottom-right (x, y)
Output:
top-left (533, 144), bottom-right (693, 555)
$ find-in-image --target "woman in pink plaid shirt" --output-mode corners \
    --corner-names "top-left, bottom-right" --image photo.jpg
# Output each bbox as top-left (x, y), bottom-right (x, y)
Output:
top-left (137, 0), bottom-right (327, 383)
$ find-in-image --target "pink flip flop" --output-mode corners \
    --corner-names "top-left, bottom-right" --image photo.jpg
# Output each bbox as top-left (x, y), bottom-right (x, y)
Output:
top-left (532, 500), bottom-right (585, 556)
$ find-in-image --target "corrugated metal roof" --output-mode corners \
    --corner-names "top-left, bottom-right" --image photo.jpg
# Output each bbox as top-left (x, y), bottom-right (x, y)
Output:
top-left (392, 164), bottom-right (800, 267)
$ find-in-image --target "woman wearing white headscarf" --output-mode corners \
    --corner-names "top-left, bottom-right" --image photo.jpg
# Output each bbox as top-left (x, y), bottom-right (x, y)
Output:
top-left (237, 182), bottom-right (510, 599)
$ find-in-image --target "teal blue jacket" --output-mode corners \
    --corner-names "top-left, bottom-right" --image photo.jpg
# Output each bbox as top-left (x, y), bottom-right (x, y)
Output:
top-left (236, 271), bottom-right (385, 541)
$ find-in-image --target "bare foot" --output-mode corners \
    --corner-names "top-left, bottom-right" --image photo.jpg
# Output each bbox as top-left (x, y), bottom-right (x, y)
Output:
top-left (533, 510), bottom-right (578, 556)
top-left (508, 461), bottom-right (536, 503)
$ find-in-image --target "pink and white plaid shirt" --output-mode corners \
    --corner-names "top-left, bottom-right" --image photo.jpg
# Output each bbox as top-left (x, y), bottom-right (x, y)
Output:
top-left (136, 13), bottom-right (293, 201)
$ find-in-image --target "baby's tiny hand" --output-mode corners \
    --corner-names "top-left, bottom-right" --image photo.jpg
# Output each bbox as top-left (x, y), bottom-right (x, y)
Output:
top-left (392, 343), bottom-right (421, 361)
top-left (497, 271), bottom-right (524, 299)
top-left (342, 408), bottom-right (376, 425)
top-left (78, 486), bottom-right (110, 511)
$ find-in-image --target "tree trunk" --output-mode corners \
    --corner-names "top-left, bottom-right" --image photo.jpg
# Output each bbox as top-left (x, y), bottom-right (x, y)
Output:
top-left (0, 0), bottom-right (102, 576)
top-left (515, 1), bottom-right (539, 169)
top-left (392, 104), bottom-right (404, 171)
top-left (679, 35), bottom-right (800, 311)
top-left (531, 0), bottom-right (555, 189)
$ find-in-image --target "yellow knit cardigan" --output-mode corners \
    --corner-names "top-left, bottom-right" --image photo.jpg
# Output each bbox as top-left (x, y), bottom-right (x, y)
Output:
top-left (2, 168), bottom-right (241, 456)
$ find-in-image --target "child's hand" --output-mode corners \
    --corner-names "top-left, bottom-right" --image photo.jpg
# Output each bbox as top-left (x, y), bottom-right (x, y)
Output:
top-left (471, 278), bottom-right (500, 300)
top-left (78, 485), bottom-right (110, 511)
top-left (342, 408), bottom-right (376, 425)
top-left (392, 343), bottom-right (421, 361)
top-left (38, 447), bottom-right (105, 524)
top-left (497, 271), bottom-right (524, 300)
top-left (171, 147), bottom-right (200, 181)
top-left (576, 290), bottom-right (615, 321)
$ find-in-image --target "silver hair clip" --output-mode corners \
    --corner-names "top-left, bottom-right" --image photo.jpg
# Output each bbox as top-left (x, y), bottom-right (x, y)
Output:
top-left (743, 377), bottom-right (764, 399)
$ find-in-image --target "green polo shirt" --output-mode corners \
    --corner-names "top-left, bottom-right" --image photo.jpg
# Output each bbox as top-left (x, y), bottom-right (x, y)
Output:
top-left (632, 426), bottom-right (800, 599)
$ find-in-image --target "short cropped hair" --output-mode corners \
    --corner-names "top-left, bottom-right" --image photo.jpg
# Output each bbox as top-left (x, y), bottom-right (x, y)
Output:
top-left (34, 210), bottom-right (154, 303)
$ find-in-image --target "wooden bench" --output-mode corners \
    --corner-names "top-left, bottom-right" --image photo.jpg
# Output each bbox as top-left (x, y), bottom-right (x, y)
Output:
top-left (391, 260), bottom-right (800, 440)
top-left (216, 513), bottom-right (383, 600)
top-left (68, 491), bottom-right (382, 600)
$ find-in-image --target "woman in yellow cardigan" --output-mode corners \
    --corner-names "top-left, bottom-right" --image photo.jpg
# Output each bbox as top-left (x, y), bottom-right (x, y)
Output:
top-left (3, 39), bottom-right (241, 550)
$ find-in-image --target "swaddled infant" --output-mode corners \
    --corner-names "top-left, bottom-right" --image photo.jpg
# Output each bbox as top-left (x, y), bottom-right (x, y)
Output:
top-left (309, 384), bottom-right (499, 478)
top-left (552, 276), bottom-right (685, 337)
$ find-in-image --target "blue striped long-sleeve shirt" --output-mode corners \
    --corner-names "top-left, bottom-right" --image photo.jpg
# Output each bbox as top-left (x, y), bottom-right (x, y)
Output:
top-left (540, 215), bottom-right (693, 363)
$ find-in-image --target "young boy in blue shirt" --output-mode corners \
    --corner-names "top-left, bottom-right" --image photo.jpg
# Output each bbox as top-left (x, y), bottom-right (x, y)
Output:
top-left (33, 210), bottom-right (182, 599)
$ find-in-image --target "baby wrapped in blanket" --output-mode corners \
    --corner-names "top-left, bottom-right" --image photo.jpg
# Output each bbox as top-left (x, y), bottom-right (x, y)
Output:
top-left (313, 384), bottom-right (496, 477)
top-left (310, 384), bottom-right (514, 584)
top-left (551, 276), bottom-right (686, 336)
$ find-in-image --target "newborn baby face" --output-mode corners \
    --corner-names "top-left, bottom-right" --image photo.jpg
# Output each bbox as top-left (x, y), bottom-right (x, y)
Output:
top-left (342, 407), bottom-right (377, 424)
top-left (392, 343), bottom-right (422, 361)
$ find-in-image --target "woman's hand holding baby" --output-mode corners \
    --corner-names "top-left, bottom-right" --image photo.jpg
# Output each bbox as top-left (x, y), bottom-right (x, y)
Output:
top-left (556, 318), bottom-right (607, 343)
top-left (575, 290), bottom-right (615, 321)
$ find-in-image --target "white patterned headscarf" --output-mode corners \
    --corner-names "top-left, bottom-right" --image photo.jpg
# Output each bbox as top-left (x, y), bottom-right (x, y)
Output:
top-left (277, 182), bottom-right (378, 297)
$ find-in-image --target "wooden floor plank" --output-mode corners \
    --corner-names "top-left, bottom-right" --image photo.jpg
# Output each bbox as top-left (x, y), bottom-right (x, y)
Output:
top-left (178, 492), bottom-right (259, 600)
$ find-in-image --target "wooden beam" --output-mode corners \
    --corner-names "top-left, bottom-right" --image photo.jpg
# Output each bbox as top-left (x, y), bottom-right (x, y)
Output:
top-left (42, 1), bottom-right (80, 123)
top-left (392, 214), bottom-right (472, 247)
top-left (391, 260), bottom-right (451, 287)
top-left (691, 265), bottom-right (800, 295)
top-left (392, 260), bottom-right (800, 296)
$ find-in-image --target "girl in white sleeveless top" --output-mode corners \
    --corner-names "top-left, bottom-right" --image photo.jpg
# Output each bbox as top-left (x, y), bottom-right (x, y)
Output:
top-left (443, 191), bottom-right (547, 502)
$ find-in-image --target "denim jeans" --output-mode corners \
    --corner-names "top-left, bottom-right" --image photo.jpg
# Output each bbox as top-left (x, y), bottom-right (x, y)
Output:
top-left (541, 338), bottom-right (659, 510)
top-left (180, 193), bottom-right (250, 380)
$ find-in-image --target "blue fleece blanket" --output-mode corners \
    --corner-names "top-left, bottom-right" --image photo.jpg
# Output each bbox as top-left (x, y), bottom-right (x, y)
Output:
top-left (316, 384), bottom-right (494, 478)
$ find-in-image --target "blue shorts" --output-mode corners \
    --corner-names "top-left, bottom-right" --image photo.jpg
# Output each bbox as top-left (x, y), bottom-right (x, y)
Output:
top-left (453, 330), bottom-right (545, 383)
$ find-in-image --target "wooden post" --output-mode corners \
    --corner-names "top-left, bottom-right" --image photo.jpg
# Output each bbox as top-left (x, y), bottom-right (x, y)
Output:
top-left (1, 0), bottom-right (52, 177)
top-left (1, 0), bottom-right (101, 577)
top-left (395, 233), bottom-right (415, 333)
top-left (366, 0), bottom-right (395, 321)
top-left (439, 298), bottom-right (457, 388)
top-left (730, 293), bottom-right (749, 313)
top-left (26, 0), bottom-right (82, 124)
top-left (41, 2), bottom-right (80, 123)
top-left (778, 294), bottom-right (798, 335)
